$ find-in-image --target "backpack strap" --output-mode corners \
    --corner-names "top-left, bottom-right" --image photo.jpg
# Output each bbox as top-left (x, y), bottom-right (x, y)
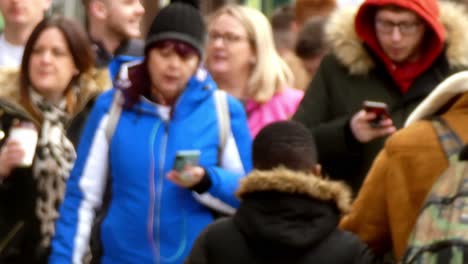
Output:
top-left (90, 89), bottom-right (123, 262)
top-left (213, 90), bottom-right (230, 161)
top-left (105, 89), bottom-right (123, 142)
top-left (432, 116), bottom-right (464, 160)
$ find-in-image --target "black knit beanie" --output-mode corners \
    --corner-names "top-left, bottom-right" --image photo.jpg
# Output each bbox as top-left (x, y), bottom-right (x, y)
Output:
top-left (145, 0), bottom-right (205, 58)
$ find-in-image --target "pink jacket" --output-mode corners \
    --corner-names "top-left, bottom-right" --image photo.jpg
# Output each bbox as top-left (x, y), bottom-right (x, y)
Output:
top-left (245, 87), bottom-right (304, 136)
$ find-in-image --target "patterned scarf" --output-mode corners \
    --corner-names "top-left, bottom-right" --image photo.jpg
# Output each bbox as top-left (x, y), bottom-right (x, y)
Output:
top-left (29, 88), bottom-right (77, 248)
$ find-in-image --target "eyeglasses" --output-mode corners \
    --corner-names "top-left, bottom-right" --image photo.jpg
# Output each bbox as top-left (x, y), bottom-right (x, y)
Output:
top-left (207, 31), bottom-right (249, 45)
top-left (375, 18), bottom-right (423, 35)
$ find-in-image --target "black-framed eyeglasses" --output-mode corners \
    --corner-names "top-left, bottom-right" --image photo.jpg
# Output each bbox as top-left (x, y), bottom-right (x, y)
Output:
top-left (375, 18), bottom-right (423, 35)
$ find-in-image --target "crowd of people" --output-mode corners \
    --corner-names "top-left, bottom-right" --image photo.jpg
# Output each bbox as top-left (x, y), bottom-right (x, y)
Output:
top-left (1, 0), bottom-right (468, 263)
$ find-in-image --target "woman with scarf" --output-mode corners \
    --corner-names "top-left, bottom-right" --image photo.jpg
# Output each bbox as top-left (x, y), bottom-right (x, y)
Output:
top-left (0, 16), bottom-right (110, 263)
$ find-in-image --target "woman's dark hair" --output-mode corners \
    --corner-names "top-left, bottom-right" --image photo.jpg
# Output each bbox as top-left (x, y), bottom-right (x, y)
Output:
top-left (253, 120), bottom-right (318, 172)
top-left (19, 16), bottom-right (95, 121)
top-left (122, 59), bottom-right (152, 108)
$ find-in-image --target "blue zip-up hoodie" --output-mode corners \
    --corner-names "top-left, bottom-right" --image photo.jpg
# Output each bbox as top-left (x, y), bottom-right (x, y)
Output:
top-left (49, 69), bottom-right (252, 264)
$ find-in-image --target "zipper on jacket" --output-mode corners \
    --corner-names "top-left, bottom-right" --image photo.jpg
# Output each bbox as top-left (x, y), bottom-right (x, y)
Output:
top-left (147, 121), bottom-right (162, 263)
top-left (153, 121), bottom-right (169, 264)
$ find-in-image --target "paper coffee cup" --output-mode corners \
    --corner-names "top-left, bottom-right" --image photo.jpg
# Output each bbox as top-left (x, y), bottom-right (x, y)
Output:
top-left (9, 125), bottom-right (38, 167)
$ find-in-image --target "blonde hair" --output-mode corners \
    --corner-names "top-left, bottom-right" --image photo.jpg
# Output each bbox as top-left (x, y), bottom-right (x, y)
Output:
top-left (209, 4), bottom-right (294, 103)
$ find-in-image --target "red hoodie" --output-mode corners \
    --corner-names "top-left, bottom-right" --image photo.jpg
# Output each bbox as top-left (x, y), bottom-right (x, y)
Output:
top-left (354, 0), bottom-right (445, 93)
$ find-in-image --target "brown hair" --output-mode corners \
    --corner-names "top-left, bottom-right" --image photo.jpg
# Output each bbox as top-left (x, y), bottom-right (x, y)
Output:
top-left (294, 0), bottom-right (336, 26)
top-left (19, 16), bottom-right (95, 122)
top-left (295, 16), bottom-right (329, 59)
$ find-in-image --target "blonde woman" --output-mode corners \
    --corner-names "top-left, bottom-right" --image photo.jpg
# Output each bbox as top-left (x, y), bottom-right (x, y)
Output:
top-left (206, 4), bottom-right (304, 136)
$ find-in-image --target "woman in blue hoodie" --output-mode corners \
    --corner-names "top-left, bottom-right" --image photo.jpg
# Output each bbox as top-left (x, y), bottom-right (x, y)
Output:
top-left (49, 1), bottom-right (252, 263)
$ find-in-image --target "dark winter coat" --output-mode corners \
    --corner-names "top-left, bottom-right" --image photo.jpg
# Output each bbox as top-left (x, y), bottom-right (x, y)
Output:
top-left (0, 68), bottom-right (110, 263)
top-left (185, 168), bottom-right (379, 264)
top-left (293, 2), bottom-right (468, 193)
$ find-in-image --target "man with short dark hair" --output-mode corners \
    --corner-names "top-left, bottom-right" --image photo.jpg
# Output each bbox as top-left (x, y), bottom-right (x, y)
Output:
top-left (82, 0), bottom-right (145, 79)
top-left (295, 16), bottom-right (329, 79)
top-left (293, 0), bottom-right (468, 193)
top-left (270, 4), bottom-right (310, 91)
top-left (186, 121), bottom-right (379, 264)
top-left (0, 0), bottom-right (52, 67)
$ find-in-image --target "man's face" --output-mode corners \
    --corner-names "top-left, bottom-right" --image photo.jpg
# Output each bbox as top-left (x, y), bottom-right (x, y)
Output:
top-left (0, 0), bottom-right (51, 27)
top-left (375, 8), bottom-right (426, 63)
top-left (104, 0), bottom-right (145, 39)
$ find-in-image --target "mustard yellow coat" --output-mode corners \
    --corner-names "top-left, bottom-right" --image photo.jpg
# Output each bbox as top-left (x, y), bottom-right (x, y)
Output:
top-left (340, 71), bottom-right (468, 260)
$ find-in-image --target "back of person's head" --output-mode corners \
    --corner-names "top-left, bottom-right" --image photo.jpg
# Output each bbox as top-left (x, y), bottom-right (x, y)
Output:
top-left (295, 16), bottom-right (329, 77)
top-left (253, 120), bottom-right (318, 172)
top-left (294, 0), bottom-right (336, 27)
top-left (295, 16), bottom-right (328, 59)
top-left (270, 4), bottom-right (295, 52)
top-left (207, 4), bottom-right (293, 103)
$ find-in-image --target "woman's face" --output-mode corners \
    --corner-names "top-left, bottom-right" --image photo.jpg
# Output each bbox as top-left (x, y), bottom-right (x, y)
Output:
top-left (206, 13), bottom-right (254, 78)
top-left (29, 27), bottom-right (77, 102)
top-left (147, 42), bottom-right (199, 103)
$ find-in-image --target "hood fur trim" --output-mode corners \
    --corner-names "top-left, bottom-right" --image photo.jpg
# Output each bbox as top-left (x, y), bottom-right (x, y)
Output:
top-left (236, 167), bottom-right (352, 213)
top-left (405, 70), bottom-right (468, 126)
top-left (326, 2), bottom-right (468, 75)
top-left (0, 67), bottom-right (110, 107)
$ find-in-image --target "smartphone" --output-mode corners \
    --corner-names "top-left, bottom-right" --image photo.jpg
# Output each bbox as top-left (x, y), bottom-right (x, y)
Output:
top-left (363, 100), bottom-right (390, 128)
top-left (173, 150), bottom-right (201, 172)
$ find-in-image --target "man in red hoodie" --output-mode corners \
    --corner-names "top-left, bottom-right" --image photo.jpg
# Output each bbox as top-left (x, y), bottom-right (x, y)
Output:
top-left (293, 0), bottom-right (468, 194)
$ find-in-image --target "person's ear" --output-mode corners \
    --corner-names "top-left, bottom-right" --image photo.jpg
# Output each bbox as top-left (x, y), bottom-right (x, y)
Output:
top-left (311, 164), bottom-right (322, 177)
top-left (43, 0), bottom-right (53, 11)
top-left (90, 0), bottom-right (108, 20)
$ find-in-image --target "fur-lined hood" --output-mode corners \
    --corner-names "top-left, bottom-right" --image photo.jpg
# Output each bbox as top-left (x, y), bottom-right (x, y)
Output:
top-left (326, 1), bottom-right (468, 75)
top-left (236, 167), bottom-right (352, 213)
top-left (405, 70), bottom-right (468, 126)
top-left (0, 67), bottom-right (111, 111)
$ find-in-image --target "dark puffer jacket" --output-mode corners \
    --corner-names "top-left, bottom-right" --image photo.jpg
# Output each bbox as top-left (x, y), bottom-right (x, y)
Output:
top-left (185, 168), bottom-right (380, 264)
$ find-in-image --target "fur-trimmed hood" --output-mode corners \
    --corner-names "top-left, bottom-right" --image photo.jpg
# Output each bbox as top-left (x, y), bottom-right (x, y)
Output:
top-left (405, 70), bottom-right (468, 126)
top-left (326, 1), bottom-right (468, 75)
top-left (0, 67), bottom-right (111, 117)
top-left (236, 167), bottom-right (352, 213)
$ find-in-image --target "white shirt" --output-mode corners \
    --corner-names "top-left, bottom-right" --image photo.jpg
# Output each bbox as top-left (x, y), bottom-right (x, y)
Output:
top-left (337, 0), bottom-right (364, 8)
top-left (0, 34), bottom-right (24, 68)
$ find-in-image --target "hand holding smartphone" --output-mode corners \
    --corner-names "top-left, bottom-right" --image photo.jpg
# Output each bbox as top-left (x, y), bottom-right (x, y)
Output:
top-left (362, 100), bottom-right (390, 128)
top-left (173, 150), bottom-right (201, 181)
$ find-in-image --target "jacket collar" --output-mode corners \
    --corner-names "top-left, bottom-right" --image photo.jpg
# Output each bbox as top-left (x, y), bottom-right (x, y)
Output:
top-left (405, 71), bottom-right (468, 126)
top-left (327, 1), bottom-right (468, 75)
top-left (236, 167), bottom-right (352, 214)
top-left (0, 67), bottom-right (111, 116)
top-left (133, 67), bottom-right (217, 119)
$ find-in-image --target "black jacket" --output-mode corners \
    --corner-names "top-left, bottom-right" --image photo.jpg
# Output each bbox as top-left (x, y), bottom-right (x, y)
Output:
top-left (293, 2), bottom-right (468, 193)
top-left (0, 68), bottom-right (110, 263)
top-left (91, 38), bottom-right (144, 68)
top-left (186, 168), bottom-right (379, 264)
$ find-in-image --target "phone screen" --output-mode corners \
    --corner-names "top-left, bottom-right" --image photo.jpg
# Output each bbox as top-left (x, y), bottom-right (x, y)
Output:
top-left (363, 101), bottom-right (390, 128)
top-left (173, 150), bottom-right (201, 172)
